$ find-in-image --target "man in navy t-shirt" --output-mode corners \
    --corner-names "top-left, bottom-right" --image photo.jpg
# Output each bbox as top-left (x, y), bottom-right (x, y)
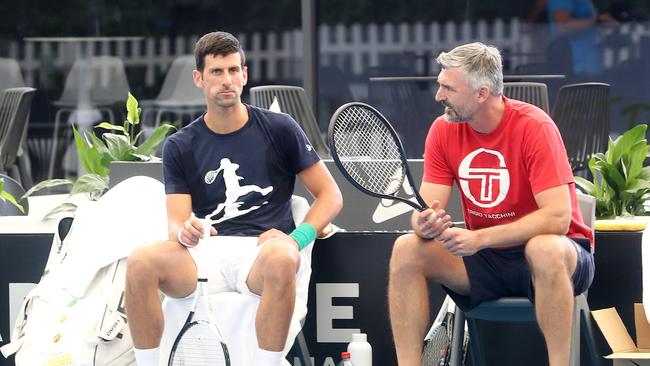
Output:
top-left (125, 31), bottom-right (342, 366)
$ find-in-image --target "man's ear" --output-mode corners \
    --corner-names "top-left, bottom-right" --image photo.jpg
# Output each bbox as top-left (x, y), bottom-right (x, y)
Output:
top-left (242, 66), bottom-right (248, 86)
top-left (192, 69), bottom-right (203, 88)
top-left (477, 86), bottom-right (490, 102)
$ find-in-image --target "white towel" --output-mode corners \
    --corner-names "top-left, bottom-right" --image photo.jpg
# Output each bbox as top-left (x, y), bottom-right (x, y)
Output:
top-left (59, 176), bottom-right (168, 298)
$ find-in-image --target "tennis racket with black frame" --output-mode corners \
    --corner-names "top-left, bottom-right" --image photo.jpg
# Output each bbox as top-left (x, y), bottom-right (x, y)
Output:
top-left (422, 296), bottom-right (454, 366)
top-left (422, 296), bottom-right (469, 366)
top-left (168, 219), bottom-right (230, 366)
top-left (328, 102), bottom-right (429, 212)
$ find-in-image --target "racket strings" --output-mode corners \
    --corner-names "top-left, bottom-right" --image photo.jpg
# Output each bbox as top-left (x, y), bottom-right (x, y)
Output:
top-left (332, 105), bottom-right (405, 195)
top-left (422, 324), bottom-right (450, 366)
top-left (170, 322), bottom-right (228, 366)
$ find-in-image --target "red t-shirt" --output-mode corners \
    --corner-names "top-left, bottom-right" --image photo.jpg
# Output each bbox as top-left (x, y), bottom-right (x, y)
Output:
top-left (423, 97), bottom-right (593, 248)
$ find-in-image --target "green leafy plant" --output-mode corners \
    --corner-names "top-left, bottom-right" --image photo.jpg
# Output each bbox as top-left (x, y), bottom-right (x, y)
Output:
top-left (575, 124), bottom-right (650, 218)
top-left (23, 93), bottom-right (175, 217)
top-left (0, 178), bottom-right (24, 214)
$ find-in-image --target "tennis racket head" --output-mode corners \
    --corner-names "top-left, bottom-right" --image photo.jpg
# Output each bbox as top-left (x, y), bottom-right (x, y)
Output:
top-left (328, 102), bottom-right (428, 211)
top-left (422, 323), bottom-right (450, 366)
top-left (168, 319), bottom-right (230, 366)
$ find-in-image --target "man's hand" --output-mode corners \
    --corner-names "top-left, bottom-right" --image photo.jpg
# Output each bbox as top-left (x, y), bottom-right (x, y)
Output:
top-left (438, 227), bottom-right (484, 256)
top-left (415, 205), bottom-right (453, 240)
top-left (257, 228), bottom-right (298, 250)
top-left (177, 217), bottom-right (217, 247)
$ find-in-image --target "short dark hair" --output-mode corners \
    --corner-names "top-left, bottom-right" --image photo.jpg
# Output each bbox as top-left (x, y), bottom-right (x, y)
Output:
top-left (194, 31), bottom-right (246, 72)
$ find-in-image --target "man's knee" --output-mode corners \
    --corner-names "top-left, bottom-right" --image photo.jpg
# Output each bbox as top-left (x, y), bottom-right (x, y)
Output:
top-left (126, 241), bottom-right (179, 284)
top-left (126, 243), bottom-right (159, 281)
top-left (390, 233), bottom-right (420, 267)
top-left (259, 239), bottom-right (300, 286)
top-left (525, 235), bottom-right (573, 279)
top-left (390, 234), bottom-right (448, 279)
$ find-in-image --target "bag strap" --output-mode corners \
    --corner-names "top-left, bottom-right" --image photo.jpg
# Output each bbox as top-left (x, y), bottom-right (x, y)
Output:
top-left (0, 284), bottom-right (42, 358)
top-left (95, 258), bottom-right (128, 342)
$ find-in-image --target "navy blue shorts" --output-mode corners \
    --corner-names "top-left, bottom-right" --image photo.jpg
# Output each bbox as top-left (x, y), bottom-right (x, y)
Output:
top-left (443, 237), bottom-right (594, 311)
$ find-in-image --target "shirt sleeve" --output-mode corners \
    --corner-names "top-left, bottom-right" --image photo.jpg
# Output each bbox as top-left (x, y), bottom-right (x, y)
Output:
top-left (278, 114), bottom-right (321, 174)
top-left (423, 119), bottom-right (455, 186)
top-left (162, 137), bottom-right (190, 194)
top-left (524, 120), bottom-right (575, 194)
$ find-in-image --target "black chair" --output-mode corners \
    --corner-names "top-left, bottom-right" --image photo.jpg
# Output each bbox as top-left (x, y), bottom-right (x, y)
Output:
top-left (0, 87), bottom-right (36, 185)
top-left (368, 73), bottom-right (439, 159)
top-left (0, 59), bottom-right (35, 189)
top-left (552, 82), bottom-right (611, 175)
top-left (449, 193), bottom-right (598, 366)
top-left (503, 82), bottom-right (550, 114)
top-left (249, 85), bottom-right (330, 158)
top-left (0, 173), bottom-right (28, 216)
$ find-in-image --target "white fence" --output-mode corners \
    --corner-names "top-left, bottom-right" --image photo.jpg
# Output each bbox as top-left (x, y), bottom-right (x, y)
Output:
top-left (7, 19), bottom-right (530, 88)
top-left (6, 19), bottom-right (650, 89)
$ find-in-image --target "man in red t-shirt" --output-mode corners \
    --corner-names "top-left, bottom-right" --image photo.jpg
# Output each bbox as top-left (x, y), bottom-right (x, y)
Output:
top-left (387, 42), bottom-right (594, 366)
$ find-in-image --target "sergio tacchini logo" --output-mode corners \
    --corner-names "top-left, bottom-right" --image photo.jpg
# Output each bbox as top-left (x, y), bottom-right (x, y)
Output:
top-left (458, 148), bottom-right (510, 208)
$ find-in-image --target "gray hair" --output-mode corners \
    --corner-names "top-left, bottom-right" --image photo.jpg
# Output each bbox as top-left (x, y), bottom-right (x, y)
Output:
top-left (436, 42), bottom-right (503, 95)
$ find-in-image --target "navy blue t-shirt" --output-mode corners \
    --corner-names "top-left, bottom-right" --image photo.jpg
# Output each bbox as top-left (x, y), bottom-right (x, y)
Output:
top-left (162, 104), bottom-right (320, 236)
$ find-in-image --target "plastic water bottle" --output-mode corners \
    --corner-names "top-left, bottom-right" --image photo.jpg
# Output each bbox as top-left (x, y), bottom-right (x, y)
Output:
top-left (347, 333), bottom-right (372, 366)
top-left (339, 351), bottom-right (354, 366)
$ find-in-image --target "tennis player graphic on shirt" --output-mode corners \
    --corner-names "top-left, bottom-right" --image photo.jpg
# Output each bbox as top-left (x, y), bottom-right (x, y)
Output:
top-left (205, 157), bottom-right (273, 223)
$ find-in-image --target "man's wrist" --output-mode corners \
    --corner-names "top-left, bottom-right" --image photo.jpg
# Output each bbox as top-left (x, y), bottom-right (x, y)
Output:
top-left (177, 227), bottom-right (190, 247)
top-left (289, 223), bottom-right (317, 250)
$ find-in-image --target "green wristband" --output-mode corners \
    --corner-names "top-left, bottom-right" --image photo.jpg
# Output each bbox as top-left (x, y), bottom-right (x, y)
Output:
top-left (289, 223), bottom-right (317, 250)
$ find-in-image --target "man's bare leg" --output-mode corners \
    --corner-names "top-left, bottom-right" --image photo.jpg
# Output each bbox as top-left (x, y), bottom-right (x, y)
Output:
top-left (388, 234), bottom-right (469, 366)
top-left (526, 235), bottom-right (578, 366)
top-left (246, 238), bottom-right (301, 351)
top-left (125, 241), bottom-right (197, 349)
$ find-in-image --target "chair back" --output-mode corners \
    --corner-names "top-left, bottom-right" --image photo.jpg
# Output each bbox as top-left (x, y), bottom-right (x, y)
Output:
top-left (576, 190), bottom-right (596, 255)
top-left (503, 82), bottom-right (550, 114)
top-left (0, 87), bottom-right (36, 172)
top-left (552, 82), bottom-right (610, 173)
top-left (0, 173), bottom-right (28, 216)
top-left (154, 55), bottom-right (204, 105)
top-left (56, 56), bottom-right (130, 106)
top-left (250, 85), bottom-right (330, 158)
top-left (369, 66), bottom-right (438, 158)
top-left (0, 58), bottom-right (26, 90)
top-left (576, 191), bottom-right (595, 233)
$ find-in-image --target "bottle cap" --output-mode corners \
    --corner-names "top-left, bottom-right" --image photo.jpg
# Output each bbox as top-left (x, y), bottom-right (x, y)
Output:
top-left (341, 351), bottom-right (351, 358)
top-left (352, 333), bottom-right (367, 342)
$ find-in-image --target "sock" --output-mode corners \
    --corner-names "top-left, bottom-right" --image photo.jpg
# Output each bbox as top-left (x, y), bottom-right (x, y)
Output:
top-left (253, 347), bottom-right (284, 366)
top-left (133, 347), bottom-right (160, 366)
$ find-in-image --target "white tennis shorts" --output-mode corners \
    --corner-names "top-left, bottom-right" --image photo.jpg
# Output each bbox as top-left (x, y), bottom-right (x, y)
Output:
top-left (187, 235), bottom-right (312, 299)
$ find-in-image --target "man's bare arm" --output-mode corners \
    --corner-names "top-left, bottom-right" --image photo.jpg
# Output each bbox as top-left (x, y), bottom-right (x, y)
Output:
top-left (439, 184), bottom-right (572, 255)
top-left (410, 182), bottom-right (454, 239)
top-left (296, 161), bottom-right (343, 234)
top-left (167, 193), bottom-right (215, 246)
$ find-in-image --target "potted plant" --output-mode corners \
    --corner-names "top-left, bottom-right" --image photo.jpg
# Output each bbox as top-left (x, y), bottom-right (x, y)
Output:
top-left (575, 123), bottom-right (650, 219)
top-left (23, 93), bottom-right (175, 217)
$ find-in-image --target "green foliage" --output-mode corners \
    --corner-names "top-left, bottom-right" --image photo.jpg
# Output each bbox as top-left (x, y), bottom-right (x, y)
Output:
top-left (575, 124), bottom-right (650, 218)
top-left (24, 93), bottom-right (175, 218)
top-left (0, 178), bottom-right (24, 214)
